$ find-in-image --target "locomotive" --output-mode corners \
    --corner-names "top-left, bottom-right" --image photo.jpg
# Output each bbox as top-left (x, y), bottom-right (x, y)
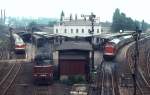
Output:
top-left (32, 42), bottom-right (53, 85)
top-left (32, 54), bottom-right (54, 84)
top-left (103, 35), bottom-right (133, 60)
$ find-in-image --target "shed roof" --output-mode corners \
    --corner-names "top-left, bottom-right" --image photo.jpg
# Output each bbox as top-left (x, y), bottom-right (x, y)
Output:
top-left (59, 55), bottom-right (87, 60)
top-left (56, 41), bottom-right (92, 51)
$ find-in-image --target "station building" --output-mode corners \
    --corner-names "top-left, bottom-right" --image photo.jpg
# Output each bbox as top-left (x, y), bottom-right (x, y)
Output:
top-left (53, 14), bottom-right (101, 37)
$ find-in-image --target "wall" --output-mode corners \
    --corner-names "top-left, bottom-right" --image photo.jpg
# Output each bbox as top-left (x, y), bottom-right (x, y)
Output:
top-left (54, 25), bottom-right (101, 37)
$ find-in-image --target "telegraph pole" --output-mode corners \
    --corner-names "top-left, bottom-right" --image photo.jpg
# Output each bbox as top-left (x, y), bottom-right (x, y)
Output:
top-left (81, 13), bottom-right (96, 70)
top-left (9, 27), bottom-right (13, 59)
top-left (31, 27), bottom-right (34, 61)
top-left (132, 27), bottom-right (141, 95)
top-left (89, 12), bottom-right (96, 70)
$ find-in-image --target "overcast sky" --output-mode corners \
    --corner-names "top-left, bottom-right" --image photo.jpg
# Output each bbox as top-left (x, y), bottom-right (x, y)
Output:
top-left (0, 0), bottom-right (149, 22)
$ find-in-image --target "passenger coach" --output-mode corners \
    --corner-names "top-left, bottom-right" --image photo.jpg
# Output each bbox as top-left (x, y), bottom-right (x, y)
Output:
top-left (12, 33), bottom-right (26, 53)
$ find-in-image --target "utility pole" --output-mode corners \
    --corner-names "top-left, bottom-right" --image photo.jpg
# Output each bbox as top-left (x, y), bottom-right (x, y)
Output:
top-left (81, 13), bottom-right (96, 83)
top-left (132, 27), bottom-right (141, 95)
top-left (89, 12), bottom-right (96, 70)
top-left (9, 27), bottom-right (13, 59)
top-left (31, 27), bottom-right (34, 61)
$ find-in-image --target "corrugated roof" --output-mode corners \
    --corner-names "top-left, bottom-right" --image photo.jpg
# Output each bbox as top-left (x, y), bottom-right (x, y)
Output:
top-left (60, 55), bottom-right (87, 59)
top-left (56, 41), bottom-right (92, 51)
top-left (56, 20), bottom-right (100, 26)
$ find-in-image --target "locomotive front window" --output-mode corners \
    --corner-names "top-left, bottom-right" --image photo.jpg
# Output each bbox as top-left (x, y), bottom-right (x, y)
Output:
top-left (35, 55), bottom-right (52, 65)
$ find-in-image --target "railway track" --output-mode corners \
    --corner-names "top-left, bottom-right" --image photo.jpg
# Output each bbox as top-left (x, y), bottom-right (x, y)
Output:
top-left (125, 35), bottom-right (150, 95)
top-left (33, 86), bottom-right (49, 95)
top-left (0, 63), bottom-right (14, 83)
top-left (127, 52), bottom-right (150, 95)
top-left (100, 62), bottom-right (116, 95)
top-left (136, 71), bottom-right (150, 95)
top-left (0, 62), bottom-right (22, 95)
top-left (0, 47), bottom-right (10, 60)
top-left (89, 61), bottom-right (119, 95)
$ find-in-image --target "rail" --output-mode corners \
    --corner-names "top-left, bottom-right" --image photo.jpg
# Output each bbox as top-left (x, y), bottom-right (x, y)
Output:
top-left (126, 35), bottom-right (150, 95)
top-left (100, 67), bottom-right (104, 95)
top-left (0, 62), bottom-right (22, 95)
top-left (33, 86), bottom-right (49, 95)
top-left (111, 71), bottom-right (115, 95)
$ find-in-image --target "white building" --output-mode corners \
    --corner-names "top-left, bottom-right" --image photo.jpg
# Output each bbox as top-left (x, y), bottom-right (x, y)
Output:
top-left (54, 15), bottom-right (101, 37)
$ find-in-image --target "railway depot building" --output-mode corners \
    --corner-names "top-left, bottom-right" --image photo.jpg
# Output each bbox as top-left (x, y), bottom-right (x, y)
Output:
top-left (56, 41), bottom-right (92, 81)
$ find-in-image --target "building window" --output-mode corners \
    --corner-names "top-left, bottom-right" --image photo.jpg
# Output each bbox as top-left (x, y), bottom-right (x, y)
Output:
top-left (76, 29), bottom-right (79, 33)
top-left (101, 29), bottom-right (104, 32)
top-left (96, 38), bottom-right (99, 43)
top-left (97, 29), bottom-right (99, 33)
top-left (56, 29), bottom-right (58, 33)
top-left (71, 29), bottom-right (73, 33)
top-left (88, 29), bottom-right (91, 33)
top-left (64, 29), bottom-right (67, 33)
top-left (82, 29), bottom-right (84, 33)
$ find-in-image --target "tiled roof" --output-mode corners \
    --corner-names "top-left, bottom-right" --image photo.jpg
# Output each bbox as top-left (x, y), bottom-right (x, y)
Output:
top-left (56, 19), bottom-right (100, 26)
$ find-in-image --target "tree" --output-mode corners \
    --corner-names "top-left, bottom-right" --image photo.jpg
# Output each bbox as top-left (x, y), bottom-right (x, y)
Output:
top-left (48, 21), bottom-right (57, 27)
top-left (111, 8), bottom-right (147, 32)
top-left (28, 21), bottom-right (37, 28)
top-left (28, 21), bottom-right (39, 31)
top-left (111, 8), bottom-right (121, 32)
top-left (141, 20), bottom-right (148, 31)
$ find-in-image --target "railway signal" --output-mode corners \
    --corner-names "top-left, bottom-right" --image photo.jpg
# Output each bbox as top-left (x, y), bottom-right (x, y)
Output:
top-left (81, 12), bottom-right (96, 71)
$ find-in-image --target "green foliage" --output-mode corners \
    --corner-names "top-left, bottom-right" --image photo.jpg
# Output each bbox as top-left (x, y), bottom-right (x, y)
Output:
top-left (68, 75), bottom-right (86, 84)
top-left (61, 75), bottom-right (86, 85)
top-left (48, 21), bottom-right (57, 27)
top-left (6, 17), bottom-right (57, 28)
top-left (112, 8), bottom-right (150, 32)
top-left (141, 20), bottom-right (149, 31)
top-left (0, 24), bottom-right (6, 30)
top-left (28, 21), bottom-right (37, 28)
top-left (28, 21), bottom-right (38, 31)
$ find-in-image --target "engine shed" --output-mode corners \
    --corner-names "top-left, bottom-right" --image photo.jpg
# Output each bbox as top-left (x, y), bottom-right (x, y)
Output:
top-left (56, 41), bottom-right (92, 82)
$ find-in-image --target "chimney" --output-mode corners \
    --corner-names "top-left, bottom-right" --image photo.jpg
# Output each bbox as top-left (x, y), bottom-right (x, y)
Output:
top-left (4, 9), bottom-right (5, 24)
top-left (70, 14), bottom-right (73, 21)
top-left (75, 14), bottom-right (77, 20)
top-left (84, 17), bottom-right (86, 21)
top-left (1, 9), bottom-right (2, 23)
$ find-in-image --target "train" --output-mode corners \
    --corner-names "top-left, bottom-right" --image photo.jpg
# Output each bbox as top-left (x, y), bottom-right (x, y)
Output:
top-left (12, 33), bottom-right (26, 54)
top-left (32, 34), bottom-right (48, 47)
top-left (103, 35), bottom-right (133, 60)
top-left (32, 42), bottom-right (53, 85)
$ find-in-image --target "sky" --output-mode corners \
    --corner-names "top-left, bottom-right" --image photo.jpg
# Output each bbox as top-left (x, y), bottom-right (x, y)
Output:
top-left (0, 0), bottom-right (150, 22)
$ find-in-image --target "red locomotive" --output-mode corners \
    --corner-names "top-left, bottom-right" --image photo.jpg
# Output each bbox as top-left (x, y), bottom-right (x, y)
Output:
top-left (32, 55), bottom-right (53, 84)
top-left (103, 35), bottom-right (133, 60)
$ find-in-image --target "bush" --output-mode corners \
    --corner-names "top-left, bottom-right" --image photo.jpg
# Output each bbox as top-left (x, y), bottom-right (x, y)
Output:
top-left (68, 75), bottom-right (86, 84)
